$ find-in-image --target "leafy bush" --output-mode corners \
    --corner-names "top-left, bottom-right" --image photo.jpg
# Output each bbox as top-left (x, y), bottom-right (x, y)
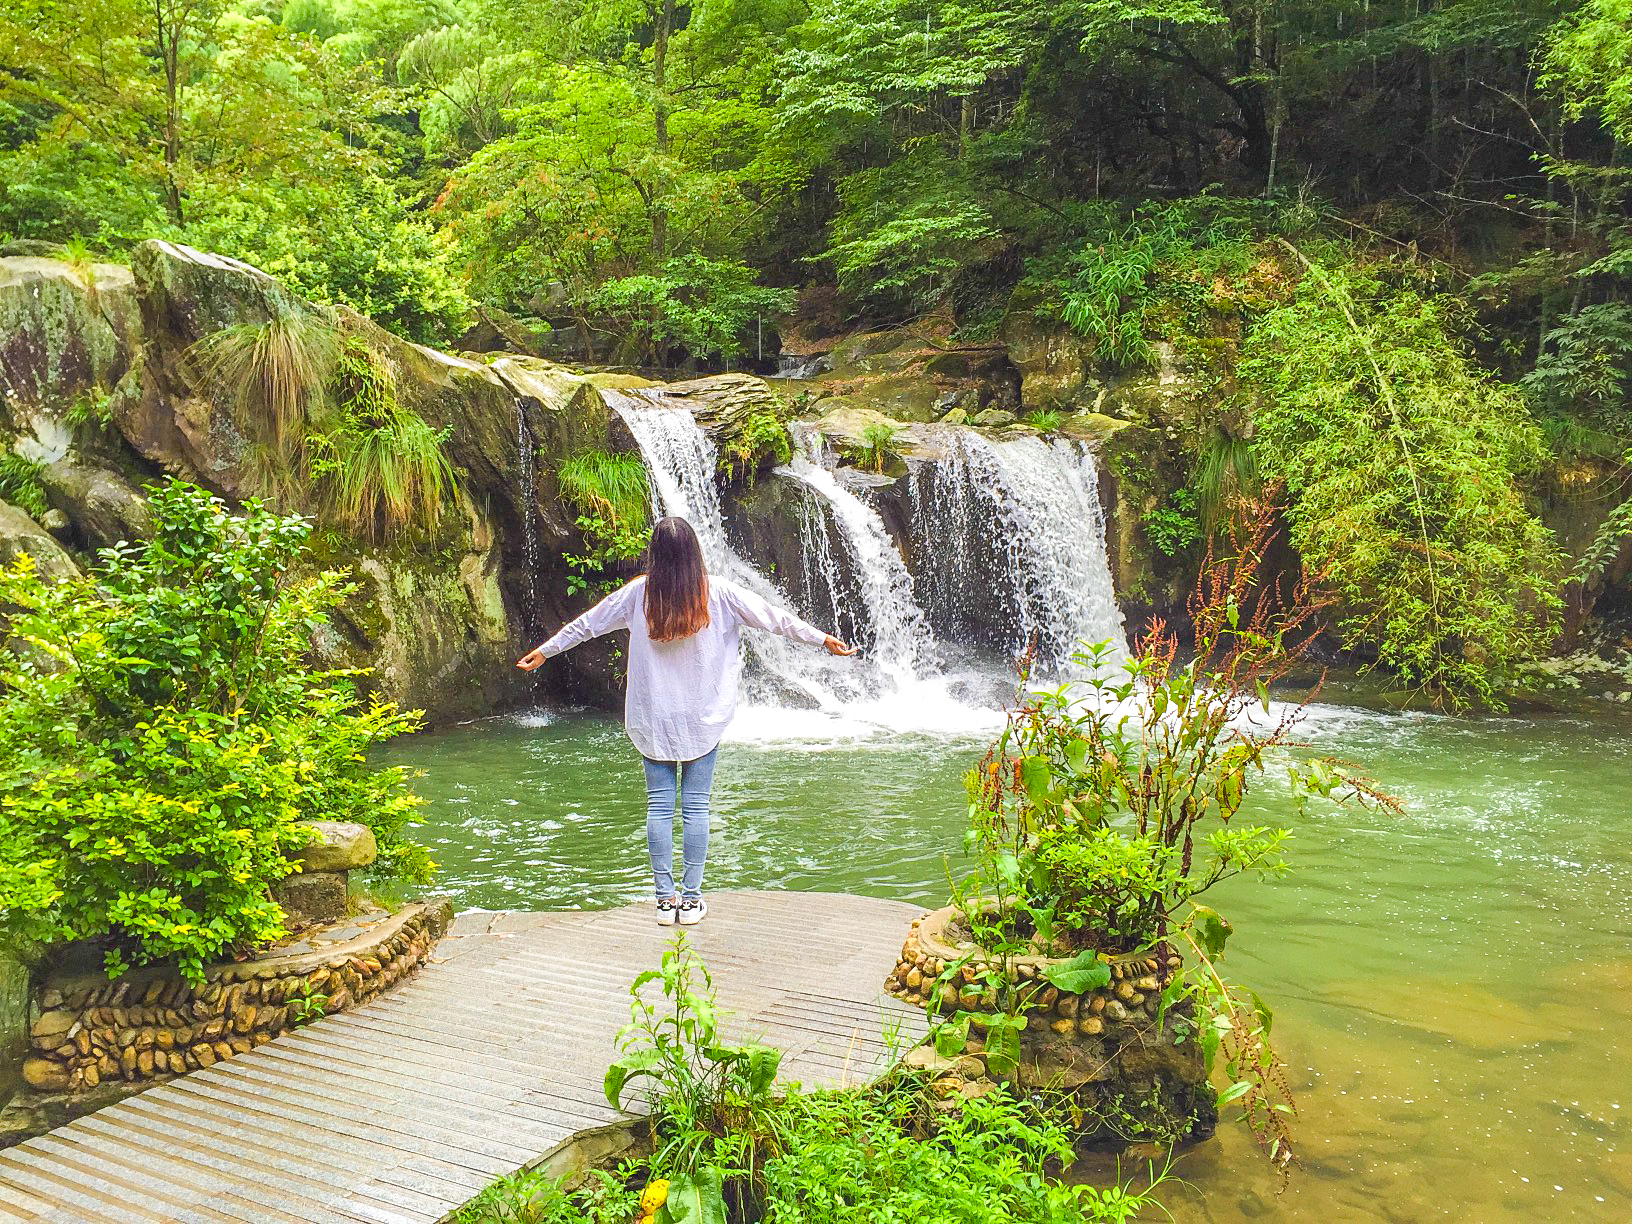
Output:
top-left (760, 1085), bottom-right (1156, 1223)
top-left (458, 939), bottom-right (1162, 1224)
top-left (950, 511), bottom-right (1397, 1168)
top-left (588, 256), bottom-right (797, 364)
top-left (556, 450), bottom-right (652, 597)
top-left (817, 150), bottom-right (1000, 315)
top-left (1241, 250), bottom-right (1564, 706)
top-left (1143, 488), bottom-right (1201, 558)
top-left (186, 178), bottom-right (475, 345)
top-left (604, 936), bottom-right (784, 1182)
top-left (721, 412), bottom-right (792, 485)
top-left (0, 480), bottom-right (433, 982)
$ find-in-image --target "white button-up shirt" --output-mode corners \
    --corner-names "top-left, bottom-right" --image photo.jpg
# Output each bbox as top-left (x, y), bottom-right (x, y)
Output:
top-left (535, 576), bottom-right (828, 762)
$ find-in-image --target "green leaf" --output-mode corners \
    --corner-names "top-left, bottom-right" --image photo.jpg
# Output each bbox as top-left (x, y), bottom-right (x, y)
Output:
top-left (603, 1048), bottom-right (661, 1109)
top-left (1042, 950), bottom-right (1111, 994)
top-left (1190, 904), bottom-right (1233, 958)
top-left (983, 1014), bottom-right (1024, 1079)
top-left (1019, 755), bottom-right (1052, 804)
top-left (660, 1169), bottom-right (728, 1224)
top-left (1217, 1080), bottom-right (1252, 1105)
top-left (933, 1013), bottom-right (972, 1058)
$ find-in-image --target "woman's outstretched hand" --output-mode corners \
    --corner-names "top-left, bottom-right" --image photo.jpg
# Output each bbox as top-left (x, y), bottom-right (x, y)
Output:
top-left (824, 635), bottom-right (857, 656)
top-left (516, 648), bottom-right (546, 671)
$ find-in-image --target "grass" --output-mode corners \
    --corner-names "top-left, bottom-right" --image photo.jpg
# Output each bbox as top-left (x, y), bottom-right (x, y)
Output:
top-left (556, 450), bottom-right (650, 528)
top-left (308, 339), bottom-right (457, 540)
top-left (0, 452), bottom-right (49, 519)
top-left (188, 308), bottom-right (342, 452)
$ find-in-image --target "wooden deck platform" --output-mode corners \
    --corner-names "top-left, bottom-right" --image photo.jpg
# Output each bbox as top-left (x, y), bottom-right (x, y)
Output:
top-left (0, 891), bottom-right (926, 1224)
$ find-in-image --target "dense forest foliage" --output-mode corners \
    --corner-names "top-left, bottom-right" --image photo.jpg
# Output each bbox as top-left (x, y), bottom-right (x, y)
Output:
top-left (2, 0), bottom-right (1630, 703)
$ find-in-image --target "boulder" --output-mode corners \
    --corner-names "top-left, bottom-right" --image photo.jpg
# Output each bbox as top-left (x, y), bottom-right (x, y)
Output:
top-left (0, 500), bottom-right (79, 581)
top-left (458, 306), bottom-right (549, 357)
top-left (0, 256), bottom-right (139, 455)
top-left (272, 871), bottom-right (348, 924)
top-left (294, 821), bottom-right (377, 872)
top-left (1000, 311), bottom-right (1100, 410)
top-left (116, 242), bottom-right (305, 498)
top-left (39, 461), bottom-right (151, 550)
top-left (642, 373), bottom-right (788, 446)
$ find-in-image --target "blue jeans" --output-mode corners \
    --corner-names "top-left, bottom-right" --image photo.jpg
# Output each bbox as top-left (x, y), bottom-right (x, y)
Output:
top-left (642, 747), bottom-right (718, 900)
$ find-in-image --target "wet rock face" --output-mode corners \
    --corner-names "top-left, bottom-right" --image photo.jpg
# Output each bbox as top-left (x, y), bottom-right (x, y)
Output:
top-left (0, 258), bottom-right (139, 462)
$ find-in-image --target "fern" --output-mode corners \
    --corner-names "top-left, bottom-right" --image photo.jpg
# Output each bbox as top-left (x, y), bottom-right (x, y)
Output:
top-left (1575, 449), bottom-right (1632, 583)
top-left (0, 453), bottom-right (49, 519)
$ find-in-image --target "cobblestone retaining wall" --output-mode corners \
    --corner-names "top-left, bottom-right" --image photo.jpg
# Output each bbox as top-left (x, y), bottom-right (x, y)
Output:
top-left (887, 906), bottom-right (1216, 1148)
top-left (21, 900), bottom-right (450, 1094)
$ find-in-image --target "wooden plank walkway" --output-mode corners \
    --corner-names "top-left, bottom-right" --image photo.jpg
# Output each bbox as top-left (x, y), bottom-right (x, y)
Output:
top-left (0, 891), bottom-right (925, 1224)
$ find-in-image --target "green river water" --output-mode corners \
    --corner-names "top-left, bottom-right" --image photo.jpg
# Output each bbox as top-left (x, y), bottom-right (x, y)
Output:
top-left (387, 697), bottom-right (1632, 1222)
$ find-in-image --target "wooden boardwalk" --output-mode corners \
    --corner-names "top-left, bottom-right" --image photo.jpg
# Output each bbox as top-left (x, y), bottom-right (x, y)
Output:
top-left (0, 892), bottom-right (925, 1224)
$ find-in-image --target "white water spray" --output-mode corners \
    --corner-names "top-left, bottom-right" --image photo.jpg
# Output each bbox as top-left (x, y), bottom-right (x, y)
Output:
top-left (910, 429), bottom-right (1126, 669)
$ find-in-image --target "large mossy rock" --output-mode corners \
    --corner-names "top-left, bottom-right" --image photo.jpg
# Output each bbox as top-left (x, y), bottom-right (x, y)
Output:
top-left (0, 257), bottom-right (139, 460)
top-left (0, 500), bottom-right (79, 582)
top-left (1001, 311), bottom-right (1101, 411)
top-left (0, 240), bottom-right (649, 723)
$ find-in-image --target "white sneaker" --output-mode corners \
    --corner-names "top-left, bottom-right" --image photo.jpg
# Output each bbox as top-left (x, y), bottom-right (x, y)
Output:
top-left (656, 896), bottom-right (679, 926)
top-left (678, 897), bottom-right (708, 926)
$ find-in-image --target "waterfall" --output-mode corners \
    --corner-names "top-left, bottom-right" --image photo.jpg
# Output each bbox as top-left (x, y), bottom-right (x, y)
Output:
top-left (514, 398), bottom-right (541, 636)
top-left (779, 438), bottom-right (933, 689)
top-left (604, 389), bottom-right (870, 714)
top-left (910, 430), bottom-right (1126, 669)
top-left (601, 387), bottom-right (1122, 742)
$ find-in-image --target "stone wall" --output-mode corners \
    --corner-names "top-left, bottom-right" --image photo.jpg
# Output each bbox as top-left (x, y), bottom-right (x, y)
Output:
top-left (20, 899), bottom-right (450, 1097)
top-left (886, 906), bottom-right (1216, 1149)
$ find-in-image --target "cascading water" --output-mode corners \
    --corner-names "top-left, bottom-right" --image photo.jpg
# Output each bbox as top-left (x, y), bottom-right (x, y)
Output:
top-left (513, 398), bottom-right (541, 635)
top-left (604, 389), bottom-right (877, 716)
top-left (779, 435), bottom-right (933, 689)
top-left (603, 386), bottom-right (1123, 741)
top-left (910, 429), bottom-right (1126, 669)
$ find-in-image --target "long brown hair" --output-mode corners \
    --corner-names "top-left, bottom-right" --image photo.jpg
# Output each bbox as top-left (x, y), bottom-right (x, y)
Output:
top-left (644, 517), bottom-right (711, 641)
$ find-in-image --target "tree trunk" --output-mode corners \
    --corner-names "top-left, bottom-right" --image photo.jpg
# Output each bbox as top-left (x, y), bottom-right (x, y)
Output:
top-left (650, 0), bottom-right (674, 263)
top-left (157, 0), bottom-right (185, 225)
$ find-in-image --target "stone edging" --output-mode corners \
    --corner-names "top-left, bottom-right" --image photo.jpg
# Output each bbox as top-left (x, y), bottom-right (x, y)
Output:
top-left (22, 900), bottom-right (452, 1094)
top-left (885, 905), bottom-right (1179, 1036)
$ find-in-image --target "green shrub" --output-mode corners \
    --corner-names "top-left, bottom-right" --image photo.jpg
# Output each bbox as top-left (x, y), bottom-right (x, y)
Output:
top-left (722, 412), bottom-right (793, 484)
top-left (761, 1086), bottom-right (1157, 1223)
top-left (456, 939), bottom-right (1162, 1224)
top-left (856, 421), bottom-right (901, 473)
top-left (1242, 250), bottom-right (1564, 707)
top-left (0, 479), bottom-right (432, 983)
top-left (587, 256), bottom-right (797, 363)
top-left (556, 450), bottom-right (651, 597)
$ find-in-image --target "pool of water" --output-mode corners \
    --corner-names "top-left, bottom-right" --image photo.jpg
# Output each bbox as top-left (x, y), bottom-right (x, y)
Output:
top-left (387, 699), bottom-right (1632, 1222)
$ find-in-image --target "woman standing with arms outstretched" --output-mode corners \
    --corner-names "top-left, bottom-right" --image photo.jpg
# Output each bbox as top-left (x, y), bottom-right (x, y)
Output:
top-left (517, 517), bottom-right (855, 926)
